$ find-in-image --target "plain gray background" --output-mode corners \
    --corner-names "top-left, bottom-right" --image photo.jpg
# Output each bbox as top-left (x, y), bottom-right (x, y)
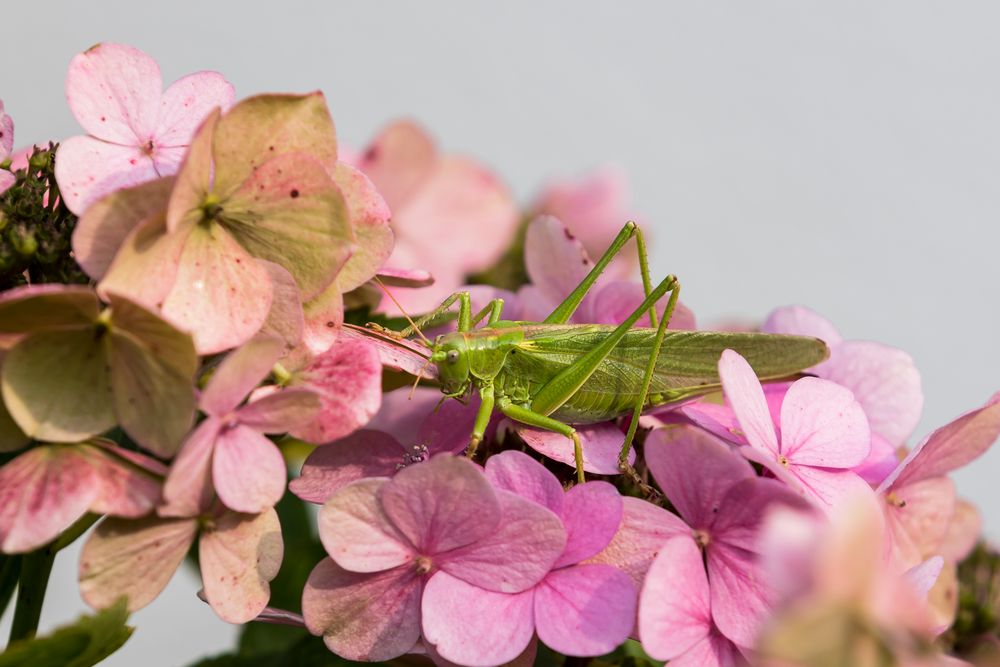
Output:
top-left (2, 2), bottom-right (998, 665)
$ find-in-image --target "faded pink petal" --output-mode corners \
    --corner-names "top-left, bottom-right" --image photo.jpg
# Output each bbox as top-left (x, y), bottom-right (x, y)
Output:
top-left (237, 388), bottom-right (321, 434)
top-left (376, 266), bottom-right (435, 288)
top-left (0, 101), bottom-right (13, 157)
top-left (436, 489), bottom-right (565, 593)
top-left (200, 508), bottom-right (283, 623)
top-left (761, 305), bottom-right (843, 348)
top-left (0, 445), bottom-right (99, 553)
top-left (54, 135), bottom-right (159, 215)
top-left (556, 482), bottom-right (623, 568)
top-left (785, 464), bottom-right (874, 512)
top-left (291, 431), bottom-right (405, 504)
top-left (707, 542), bottom-right (770, 648)
top-left (853, 432), bottom-right (899, 485)
top-left (291, 339), bottom-right (383, 444)
top-left (639, 536), bottom-right (712, 661)
top-left (718, 350), bottom-right (779, 455)
top-left (884, 477), bottom-right (957, 568)
top-left (417, 396), bottom-right (488, 456)
top-left (213, 425), bottom-right (286, 513)
top-left (79, 515), bottom-right (198, 612)
top-left (201, 337), bottom-right (285, 417)
top-left (332, 162), bottom-right (394, 292)
top-left (318, 478), bottom-right (415, 573)
top-left (356, 119), bottom-right (436, 211)
top-left (645, 424), bottom-right (754, 528)
top-left (667, 633), bottom-right (745, 667)
top-left (485, 450), bottom-right (565, 515)
top-left (258, 261), bottom-right (305, 356)
top-left (373, 387), bottom-right (443, 444)
top-left (422, 571), bottom-right (535, 667)
top-left (779, 377), bottom-right (870, 468)
top-left (339, 324), bottom-right (436, 381)
top-left (584, 280), bottom-right (697, 330)
top-left (904, 557), bottom-right (944, 599)
top-left (65, 42), bottom-right (162, 144)
top-left (154, 71), bottom-right (235, 146)
top-left (939, 500), bottom-right (981, 562)
top-left (160, 417), bottom-right (222, 518)
top-left (584, 497), bottom-right (689, 591)
top-left (379, 455), bottom-right (499, 555)
top-left (300, 285), bottom-right (344, 358)
top-left (302, 558), bottom-right (423, 662)
top-left (822, 341), bottom-right (923, 446)
top-left (535, 564), bottom-right (636, 657)
top-left (517, 421), bottom-right (633, 475)
top-left (523, 215), bottom-right (592, 306)
top-left (86, 446), bottom-right (161, 518)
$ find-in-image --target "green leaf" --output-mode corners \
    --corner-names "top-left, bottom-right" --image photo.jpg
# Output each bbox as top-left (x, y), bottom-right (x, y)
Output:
top-left (0, 598), bottom-right (133, 667)
top-left (1, 328), bottom-right (115, 442)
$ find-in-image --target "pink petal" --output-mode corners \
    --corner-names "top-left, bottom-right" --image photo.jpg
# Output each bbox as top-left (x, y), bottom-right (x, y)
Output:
top-left (79, 515), bottom-right (197, 612)
top-left (160, 417), bottom-right (222, 518)
top-left (585, 280), bottom-right (697, 330)
top-left (150, 145), bottom-right (188, 176)
top-left (418, 395), bottom-right (488, 456)
top-left (786, 465), bottom-right (875, 513)
top-left (65, 42), bottom-right (161, 143)
top-left (523, 216), bottom-right (593, 305)
top-left (96, 215), bottom-right (186, 313)
top-left (761, 305), bottom-right (843, 347)
top-left (584, 496), bottom-right (689, 592)
top-left (376, 266), bottom-right (435, 288)
top-left (535, 564), bottom-right (636, 656)
top-left (556, 482), bottom-right (623, 568)
top-left (437, 489), bottom-right (566, 593)
top-left (200, 507), bottom-right (283, 623)
top-left (53, 135), bottom-right (159, 215)
top-left (238, 388), bottom-right (321, 434)
top-left (939, 499), bottom-right (981, 562)
top-left (332, 162), bottom-right (394, 292)
top-left (85, 446), bottom-right (161, 518)
top-left (517, 421), bottom-right (634, 475)
top-left (154, 71), bottom-right (235, 146)
top-left (379, 455), bottom-right (500, 555)
top-left (820, 341), bottom-right (923, 446)
top-left (645, 424), bottom-right (754, 528)
top-left (373, 387), bottom-right (444, 444)
top-left (0, 103), bottom-right (13, 157)
top-left (258, 261), bottom-right (305, 356)
top-left (883, 476), bottom-right (956, 569)
top-left (706, 541), bottom-right (771, 648)
top-left (712, 477), bottom-right (812, 552)
top-left (201, 336), bottom-right (285, 417)
top-left (667, 633), bottom-right (744, 667)
top-left (302, 558), bottom-right (423, 662)
top-left (421, 571), bottom-right (535, 667)
top-left (161, 223), bottom-right (274, 355)
top-left (718, 350), bottom-right (779, 456)
top-left (290, 431), bottom-right (405, 504)
top-left (356, 119), bottom-right (437, 211)
top-left (213, 424), bottom-right (286, 513)
top-left (677, 399), bottom-right (748, 447)
top-left (852, 432), bottom-right (899, 486)
top-left (338, 324), bottom-right (436, 381)
top-left (317, 478), bottom-right (415, 573)
top-left (299, 284), bottom-right (344, 358)
top-left (638, 535), bottom-right (712, 661)
top-left (887, 396), bottom-right (1000, 490)
top-left (904, 556), bottom-right (944, 599)
top-left (291, 339), bottom-right (383, 444)
top-left (0, 445), bottom-right (99, 553)
top-left (484, 450), bottom-right (565, 515)
top-left (779, 377), bottom-right (870, 468)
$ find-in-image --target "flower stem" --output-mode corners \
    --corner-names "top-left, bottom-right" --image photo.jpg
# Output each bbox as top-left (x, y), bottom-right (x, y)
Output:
top-left (8, 544), bottom-right (56, 643)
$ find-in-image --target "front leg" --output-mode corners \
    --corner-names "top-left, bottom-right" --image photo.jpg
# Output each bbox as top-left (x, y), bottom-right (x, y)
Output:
top-left (496, 397), bottom-right (585, 484)
top-left (466, 383), bottom-right (495, 461)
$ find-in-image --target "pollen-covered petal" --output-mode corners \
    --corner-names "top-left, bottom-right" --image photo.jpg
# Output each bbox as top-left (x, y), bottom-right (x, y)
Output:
top-left (421, 571), bottom-right (535, 667)
top-left (302, 558), bottom-right (423, 662)
top-left (79, 515), bottom-right (197, 612)
top-left (779, 377), bottom-right (870, 468)
top-left (290, 431), bottom-right (404, 504)
top-left (379, 454), bottom-right (500, 555)
top-left (212, 424), bottom-right (286, 513)
top-left (517, 421), bottom-right (633, 475)
top-left (436, 489), bottom-right (565, 594)
top-left (718, 349), bottom-right (779, 456)
top-left (535, 564), bottom-right (636, 657)
top-left (0, 445), bottom-right (99, 553)
top-left (66, 42), bottom-right (162, 143)
top-left (317, 478), bottom-right (415, 572)
top-left (484, 450), bottom-right (565, 515)
top-left (200, 507), bottom-right (283, 624)
top-left (555, 482), bottom-right (623, 568)
top-left (154, 71), bottom-right (235, 146)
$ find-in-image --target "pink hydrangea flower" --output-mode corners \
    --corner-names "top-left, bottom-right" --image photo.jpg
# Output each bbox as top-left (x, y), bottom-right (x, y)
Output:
top-left (0, 99), bottom-right (14, 194)
top-left (422, 451), bottom-right (637, 664)
top-left (301, 454), bottom-right (566, 662)
top-left (643, 423), bottom-right (811, 648)
top-left (161, 336), bottom-right (320, 515)
top-left (716, 349), bottom-right (872, 511)
top-left (55, 42), bottom-right (234, 214)
top-left (0, 440), bottom-right (162, 553)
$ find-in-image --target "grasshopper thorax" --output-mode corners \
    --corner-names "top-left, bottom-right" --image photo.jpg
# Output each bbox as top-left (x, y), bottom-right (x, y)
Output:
top-left (431, 333), bottom-right (472, 397)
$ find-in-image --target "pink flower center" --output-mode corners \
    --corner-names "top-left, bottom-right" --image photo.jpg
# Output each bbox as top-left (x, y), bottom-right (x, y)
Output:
top-left (693, 528), bottom-right (711, 548)
top-left (778, 454), bottom-right (790, 468)
top-left (414, 556), bottom-right (433, 575)
top-left (885, 492), bottom-right (907, 508)
top-left (140, 139), bottom-right (156, 156)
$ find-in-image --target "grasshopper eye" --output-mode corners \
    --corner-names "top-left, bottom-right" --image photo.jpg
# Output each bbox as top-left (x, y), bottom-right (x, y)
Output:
top-left (446, 350), bottom-right (460, 364)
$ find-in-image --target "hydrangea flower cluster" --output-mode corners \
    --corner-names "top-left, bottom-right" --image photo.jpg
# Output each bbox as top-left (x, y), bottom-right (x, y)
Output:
top-left (0, 42), bottom-right (998, 667)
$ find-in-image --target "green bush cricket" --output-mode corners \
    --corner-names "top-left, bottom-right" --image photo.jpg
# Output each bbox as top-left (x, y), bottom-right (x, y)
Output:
top-left (372, 222), bottom-right (829, 484)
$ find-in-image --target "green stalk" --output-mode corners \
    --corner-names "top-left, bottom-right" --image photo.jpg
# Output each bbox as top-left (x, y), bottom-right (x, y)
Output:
top-left (7, 544), bottom-right (56, 642)
top-left (0, 554), bottom-right (22, 620)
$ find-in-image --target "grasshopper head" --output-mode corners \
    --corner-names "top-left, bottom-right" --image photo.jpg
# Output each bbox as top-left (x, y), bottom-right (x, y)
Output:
top-left (431, 333), bottom-right (471, 397)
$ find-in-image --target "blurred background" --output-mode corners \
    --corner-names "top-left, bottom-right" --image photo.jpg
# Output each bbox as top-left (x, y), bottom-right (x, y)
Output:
top-left (2, 2), bottom-right (999, 664)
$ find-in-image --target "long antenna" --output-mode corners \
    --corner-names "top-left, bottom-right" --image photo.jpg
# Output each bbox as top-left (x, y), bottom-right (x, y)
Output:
top-left (372, 276), bottom-right (433, 348)
top-left (408, 356), bottom-right (433, 400)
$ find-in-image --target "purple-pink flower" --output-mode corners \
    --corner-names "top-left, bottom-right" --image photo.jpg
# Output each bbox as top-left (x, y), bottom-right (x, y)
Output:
top-left (55, 42), bottom-right (235, 214)
top-left (0, 99), bottom-right (14, 194)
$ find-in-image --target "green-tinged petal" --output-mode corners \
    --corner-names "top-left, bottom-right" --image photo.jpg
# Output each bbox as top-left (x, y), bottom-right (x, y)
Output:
top-left (73, 176), bottom-right (175, 280)
top-left (0, 285), bottom-right (100, 334)
top-left (0, 598), bottom-right (133, 667)
top-left (221, 152), bottom-right (352, 299)
top-left (165, 109), bottom-right (219, 233)
top-left (98, 214), bottom-right (188, 312)
top-left (331, 162), bottom-right (393, 293)
top-left (211, 92), bottom-right (338, 197)
top-left (0, 351), bottom-right (30, 453)
top-left (258, 261), bottom-right (304, 356)
top-left (1, 329), bottom-right (114, 442)
top-left (107, 294), bottom-right (199, 377)
top-left (161, 222), bottom-right (273, 355)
